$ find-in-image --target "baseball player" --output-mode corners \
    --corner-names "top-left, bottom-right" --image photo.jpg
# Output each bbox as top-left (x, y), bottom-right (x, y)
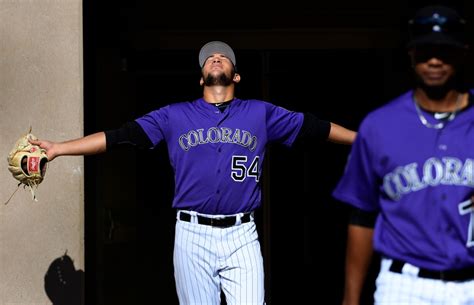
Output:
top-left (31, 40), bottom-right (356, 305)
top-left (332, 5), bottom-right (474, 305)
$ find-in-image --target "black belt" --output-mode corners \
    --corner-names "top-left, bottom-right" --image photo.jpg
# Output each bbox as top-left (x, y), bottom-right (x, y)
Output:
top-left (179, 212), bottom-right (252, 228)
top-left (389, 259), bottom-right (474, 282)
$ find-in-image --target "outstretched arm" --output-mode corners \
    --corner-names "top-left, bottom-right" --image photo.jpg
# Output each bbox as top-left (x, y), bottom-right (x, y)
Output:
top-left (297, 113), bottom-right (356, 145)
top-left (328, 122), bottom-right (357, 145)
top-left (29, 132), bottom-right (106, 161)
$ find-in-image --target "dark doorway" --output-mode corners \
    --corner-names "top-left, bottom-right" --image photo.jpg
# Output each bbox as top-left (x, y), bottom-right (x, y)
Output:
top-left (82, 1), bottom-right (473, 304)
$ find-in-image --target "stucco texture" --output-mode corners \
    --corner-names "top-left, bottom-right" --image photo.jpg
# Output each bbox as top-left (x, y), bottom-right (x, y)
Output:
top-left (0, 0), bottom-right (84, 303)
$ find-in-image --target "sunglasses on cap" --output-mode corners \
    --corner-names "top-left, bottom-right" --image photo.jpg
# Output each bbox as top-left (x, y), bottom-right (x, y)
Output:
top-left (407, 6), bottom-right (467, 49)
top-left (409, 14), bottom-right (465, 36)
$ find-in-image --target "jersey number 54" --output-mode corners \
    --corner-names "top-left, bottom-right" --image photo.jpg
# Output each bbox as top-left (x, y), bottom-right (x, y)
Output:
top-left (231, 155), bottom-right (260, 182)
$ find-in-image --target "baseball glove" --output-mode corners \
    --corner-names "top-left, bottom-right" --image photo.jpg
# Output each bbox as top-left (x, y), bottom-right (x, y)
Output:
top-left (6, 127), bottom-right (48, 203)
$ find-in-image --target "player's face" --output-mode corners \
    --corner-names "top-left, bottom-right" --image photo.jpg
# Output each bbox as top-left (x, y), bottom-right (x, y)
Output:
top-left (410, 45), bottom-right (464, 87)
top-left (201, 53), bottom-right (235, 86)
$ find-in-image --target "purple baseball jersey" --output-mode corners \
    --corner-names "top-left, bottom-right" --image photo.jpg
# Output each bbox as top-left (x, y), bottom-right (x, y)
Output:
top-left (333, 89), bottom-right (474, 270)
top-left (136, 97), bottom-right (303, 215)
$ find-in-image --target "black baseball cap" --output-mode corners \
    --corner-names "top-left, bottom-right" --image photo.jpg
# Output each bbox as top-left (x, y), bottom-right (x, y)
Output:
top-left (198, 41), bottom-right (236, 68)
top-left (407, 5), bottom-right (467, 49)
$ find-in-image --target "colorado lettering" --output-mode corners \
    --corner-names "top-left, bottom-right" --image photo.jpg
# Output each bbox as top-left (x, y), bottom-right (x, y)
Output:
top-left (178, 127), bottom-right (258, 151)
top-left (383, 157), bottom-right (474, 200)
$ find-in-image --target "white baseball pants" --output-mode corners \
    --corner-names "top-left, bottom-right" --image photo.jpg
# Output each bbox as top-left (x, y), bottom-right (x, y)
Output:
top-left (375, 258), bottom-right (474, 305)
top-left (174, 211), bottom-right (266, 305)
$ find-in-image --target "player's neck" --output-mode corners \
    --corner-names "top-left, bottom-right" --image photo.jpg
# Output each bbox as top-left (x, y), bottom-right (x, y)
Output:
top-left (414, 88), bottom-right (466, 112)
top-left (203, 85), bottom-right (235, 104)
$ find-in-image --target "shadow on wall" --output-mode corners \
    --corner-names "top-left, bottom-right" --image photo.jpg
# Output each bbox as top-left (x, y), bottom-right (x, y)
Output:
top-left (44, 251), bottom-right (84, 305)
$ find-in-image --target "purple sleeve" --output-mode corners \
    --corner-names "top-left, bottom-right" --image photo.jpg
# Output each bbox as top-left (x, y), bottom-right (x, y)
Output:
top-left (332, 119), bottom-right (380, 211)
top-left (134, 106), bottom-right (169, 147)
top-left (264, 102), bottom-right (304, 146)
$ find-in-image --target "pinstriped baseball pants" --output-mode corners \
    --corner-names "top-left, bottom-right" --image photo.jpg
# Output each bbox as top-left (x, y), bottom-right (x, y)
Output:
top-left (174, 212), bottom-right (266, 305)
top-left (375, 258), bottom-right (474, 305)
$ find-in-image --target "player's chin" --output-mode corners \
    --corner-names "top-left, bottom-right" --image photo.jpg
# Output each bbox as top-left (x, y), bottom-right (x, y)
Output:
top-left (422, 78), bottom-right (450, 87)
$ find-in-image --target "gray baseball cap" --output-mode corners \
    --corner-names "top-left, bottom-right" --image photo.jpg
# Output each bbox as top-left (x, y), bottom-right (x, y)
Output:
top-left (198, 41), bottom-right (236, 68)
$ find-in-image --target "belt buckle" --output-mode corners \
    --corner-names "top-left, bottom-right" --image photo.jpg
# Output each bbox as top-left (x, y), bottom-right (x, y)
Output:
top-left (210, 218), bottom-right (215, 226)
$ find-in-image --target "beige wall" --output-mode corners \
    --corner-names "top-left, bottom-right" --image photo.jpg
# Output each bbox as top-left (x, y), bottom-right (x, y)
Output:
top-left (0, 0), bottom-right (84, 303)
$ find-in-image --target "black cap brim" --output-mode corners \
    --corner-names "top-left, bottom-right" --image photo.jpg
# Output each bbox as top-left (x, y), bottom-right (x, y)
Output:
top-left (407, 32), bottom-right (466, 49)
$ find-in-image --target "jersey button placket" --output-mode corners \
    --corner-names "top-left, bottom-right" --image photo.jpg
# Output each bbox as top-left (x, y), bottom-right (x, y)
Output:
top-left (217, 146), bottom-right (222, 175)
top-left (216, 145), bottom-right (222, 195)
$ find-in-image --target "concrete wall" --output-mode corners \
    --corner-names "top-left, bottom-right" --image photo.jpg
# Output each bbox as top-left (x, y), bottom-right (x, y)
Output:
top-left (0, 0), bottom-right (84, 303)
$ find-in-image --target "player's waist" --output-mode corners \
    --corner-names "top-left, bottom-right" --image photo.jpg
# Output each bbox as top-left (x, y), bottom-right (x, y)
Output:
top-left (177, 210), bottom-right (254, 228)
top-left (383, 257), bottom-right (474, 282)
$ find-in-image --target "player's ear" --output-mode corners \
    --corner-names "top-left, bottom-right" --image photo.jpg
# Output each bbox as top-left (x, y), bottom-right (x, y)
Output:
top-left (233, 73), bottom-right (241, 83)
top-left (200, 77), bottom-right (204, 86)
